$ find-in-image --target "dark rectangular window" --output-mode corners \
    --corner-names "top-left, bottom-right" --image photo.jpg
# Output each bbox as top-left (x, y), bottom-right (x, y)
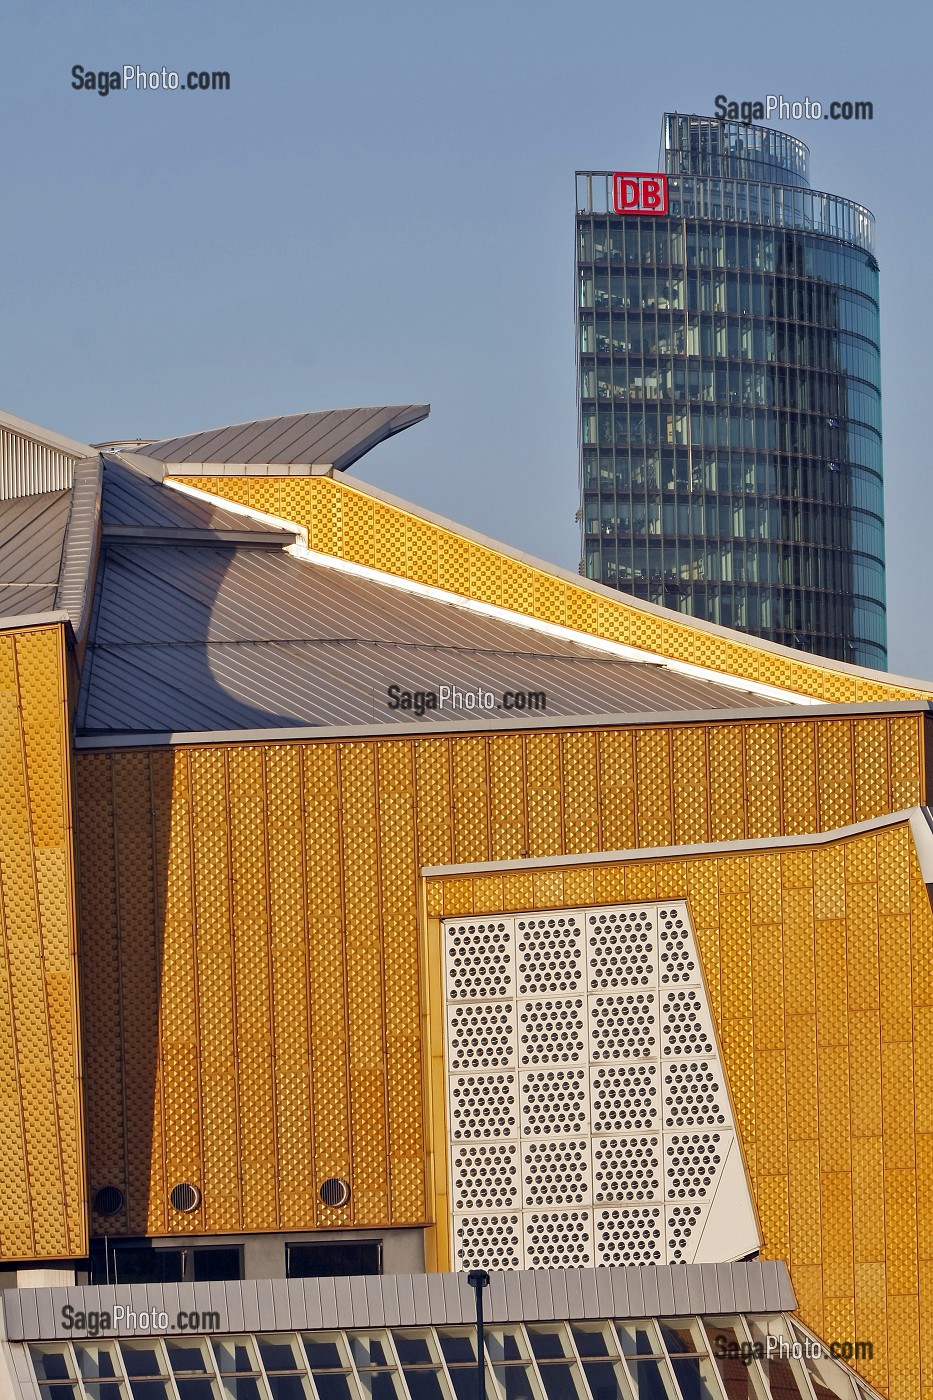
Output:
top-left (285, 1241), bottom-right (382, 1278)
top-left (89, 1242), bottom-right (242, 1284)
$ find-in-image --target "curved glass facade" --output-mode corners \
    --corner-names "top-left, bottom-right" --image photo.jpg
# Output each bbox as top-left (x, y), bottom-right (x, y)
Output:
top-left (576, 113), bottom-right (886, 668)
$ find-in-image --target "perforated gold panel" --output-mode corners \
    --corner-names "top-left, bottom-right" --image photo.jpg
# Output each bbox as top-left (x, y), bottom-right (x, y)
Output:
top-left (172, 474), bottom-right (933, 704)
top-left (77, 710), bottom-right (927, 1248)
top-left (423, 820), bottom-right (932, 1400)
top-left (0, 624), bottom-right (85, 1261)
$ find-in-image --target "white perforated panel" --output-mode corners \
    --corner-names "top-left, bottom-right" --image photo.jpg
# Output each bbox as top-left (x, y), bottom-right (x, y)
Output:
top-left (518, 997), bottom-right (586, 1066)
top-left (451, 1141), bottom-right (519, 1211)
top-left (444, 902), bottom-right (759, 1269)
top-left (515, 913), bottom-right (585, 995)
top-left (521, 1138), bottom-right (591, 1207)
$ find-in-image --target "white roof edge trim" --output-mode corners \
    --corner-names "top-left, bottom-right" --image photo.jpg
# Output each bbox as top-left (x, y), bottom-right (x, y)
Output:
top-left (423, 806), bottom-right (933, 876)
top-left (282, 545), bottom-right (819, 706)
top-left (346, 471), bottom-right (933, 694)
top-left (167, 483), bottom-right (820, 707)
top-left (0, 407), bottom-right (93, 458)
top-left (165, 478), bottom-right (310, 544)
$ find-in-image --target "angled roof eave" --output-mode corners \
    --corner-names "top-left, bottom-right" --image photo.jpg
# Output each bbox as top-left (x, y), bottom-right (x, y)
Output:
top-left (0, 406), bottom-right (94, 460)
top-left (54, 456), bottom-right (102, 645)
top-left (126, 405), bottom-right (430, 474)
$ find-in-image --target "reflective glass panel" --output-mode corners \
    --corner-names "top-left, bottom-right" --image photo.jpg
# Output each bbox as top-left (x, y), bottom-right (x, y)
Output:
top-left (167, 1343), bottom-right (211, 1374)
top-left (533, 1363), bottom-right (586, 1400)
top-left (622, 1358), bottom-right (674, 1400)
top-left (569, 1329), bottom-right (615, 1360)
top-left (125, 1383), bottom-right (173, 1400)
top-left (527, 1329), bottom-right (571, 1361)
top-left (400, 1372), bottom-right (449, 1400)
top-left (436, 1332), bottom-right (475, 1366)
top-left (355, 1374), bottom-right (402, 1400)
top-left (119, 1347), bottom-right (165, 1379)
top-left (257, 1340), bottom-right (303, 1373)
top-left (613, 1326), bottom-right (662, 1359)
top-left (174, 1381), bottom-right (219, 1400)
top-left (85, 1384), bottom-right (128, 1400)
top-left (303, 1337), bottom-right (349, 1371)
top-left (214, 1342), bottom-right (260, 1375)
top-left (266, 1379), bottom-right (312, 1400)
top-left (491, 1365), bottom-right (541, 1400)
top-left (31, 1349), bottom-right (75, 1382)
top-left (220, 1379), bottom-right (266, 1400)
top-left (76, 1346), bottom-right (121, 1379)
top-left (485, 1331), bottom-right (526, 1363)
top-left (309, 1377), bottom-right (356, 1400)
top-left (347, 1336), bottom-right (392, 1369)
top-left (579, 1363), bottom-right (628, 1400)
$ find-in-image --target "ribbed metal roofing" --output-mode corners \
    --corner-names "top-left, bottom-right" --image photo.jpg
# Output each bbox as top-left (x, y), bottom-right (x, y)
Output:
top-left (130, 405), bottom-right (429, 473)
top-left (101, 458), bottom-right (294, 535)
top-left (2, 1260), bottom-right (796, 1339)
top-left (75, 532), bottom-right (794, 735)
top-left (0, 490), bottom-right (71, 617)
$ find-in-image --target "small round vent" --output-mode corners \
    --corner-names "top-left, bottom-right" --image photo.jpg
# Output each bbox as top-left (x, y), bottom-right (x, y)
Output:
top-left (169, 1182), bottom-right (201, 1213)
top-left (319, 1177), bottom-right (351, 1209)
top-left (93, 1186), bottom-right (125, 1217)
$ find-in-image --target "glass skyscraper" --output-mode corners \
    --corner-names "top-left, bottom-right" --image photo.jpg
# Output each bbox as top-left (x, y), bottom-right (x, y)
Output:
top-left (576, 112), bottom-right (885, 667)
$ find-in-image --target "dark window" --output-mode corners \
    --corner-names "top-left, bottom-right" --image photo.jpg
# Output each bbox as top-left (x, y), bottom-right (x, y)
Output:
top-left (285, 1241), bottom-right (382, 1278)
top-left (89, 1242), bottom-right (242, 1285)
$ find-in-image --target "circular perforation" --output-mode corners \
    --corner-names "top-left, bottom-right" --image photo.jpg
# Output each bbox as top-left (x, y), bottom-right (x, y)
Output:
top-left (658, 908), bottom-right (696, 984)
top-left (593, 1136), bottom-right (661, 1203)
top-left (446, 921), bottom-right (513, 1000)
top-left (518, 998), bottom-right (585, 1066)
top-left (450, 1073), bottom-right (518, 1140)
top-left (522, 1139), bottom-right (590, 1207)
top-left (590, 991), bottom-right (657, 1060)
top-left (591, 1136), bottom-right (658, 1204)
top-left (665, 1132), bottom-right (723, 1198)
top-left (667, 1204), bottom-right (703, 1262)
top-left (169, 1182), bottom-right (201, 1213)
top-left (525, 1210), bottom-right (592, 1268)
top-left (595, 1206), bottom-right (663, 1265)
top-left (452, 1142), bottom-right (519, 1210)
top-left (591, 1063), bottom-right (659, 1133)
top-left (663, 1062), bottom-right (727, 1128)
top-left (516, 915), bottom-right (583, 995)
top-left (662, 989), bottom-right (714, 1057)
top-left (455, 1214), bottom-right (521, 1269)
top-left (587, 909), bottom-right (655, 989)
top-left (520, 1068), bottom-right (588, 1135)
top-left (449, 1002), bottom-right (515, 1071)
top-left (93, 1185), bottom-right (125, 1217)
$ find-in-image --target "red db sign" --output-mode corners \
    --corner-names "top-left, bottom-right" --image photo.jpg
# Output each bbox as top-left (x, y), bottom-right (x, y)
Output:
top-left (613, 172), bottom-right (669, 216)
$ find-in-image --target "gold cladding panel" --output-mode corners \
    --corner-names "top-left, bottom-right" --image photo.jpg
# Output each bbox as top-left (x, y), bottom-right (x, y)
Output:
top-left (424, 820), bottom-right (933, 1400)
top-left (78, 710), bottom-right (926, 1245)
top-left (174, 475), bottom-right (933, 703)
top-left (0, 625), bottom-right (84, 1261)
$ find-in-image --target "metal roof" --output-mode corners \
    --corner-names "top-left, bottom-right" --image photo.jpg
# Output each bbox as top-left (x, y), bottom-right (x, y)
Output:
top-left (0, 490), bottom-right (71, 617)
top-left (129, 405), bottom-right (429, 474)
top-left (101, 457), bottom-right (296, 539)
top-left (75, 529), bottom-right (796, 736)
top-left (1, 1260), bottom-right (796, 1339)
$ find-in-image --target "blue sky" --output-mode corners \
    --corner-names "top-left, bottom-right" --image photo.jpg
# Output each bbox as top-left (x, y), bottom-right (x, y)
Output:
top-left (2, 0), bottom-right (928, 676)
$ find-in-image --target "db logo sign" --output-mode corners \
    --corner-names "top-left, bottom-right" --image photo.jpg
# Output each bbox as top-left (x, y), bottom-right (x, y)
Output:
top-left (613, 172), bottom-right (669, 216)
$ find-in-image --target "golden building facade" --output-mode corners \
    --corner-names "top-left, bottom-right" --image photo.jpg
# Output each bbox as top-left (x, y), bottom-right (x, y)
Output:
top-left (0, 407), bottom-right (930, 1400)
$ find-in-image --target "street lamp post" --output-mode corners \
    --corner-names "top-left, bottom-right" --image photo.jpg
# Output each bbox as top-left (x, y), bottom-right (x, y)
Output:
top-left (467, 1270), bottom-right (490, 1400)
